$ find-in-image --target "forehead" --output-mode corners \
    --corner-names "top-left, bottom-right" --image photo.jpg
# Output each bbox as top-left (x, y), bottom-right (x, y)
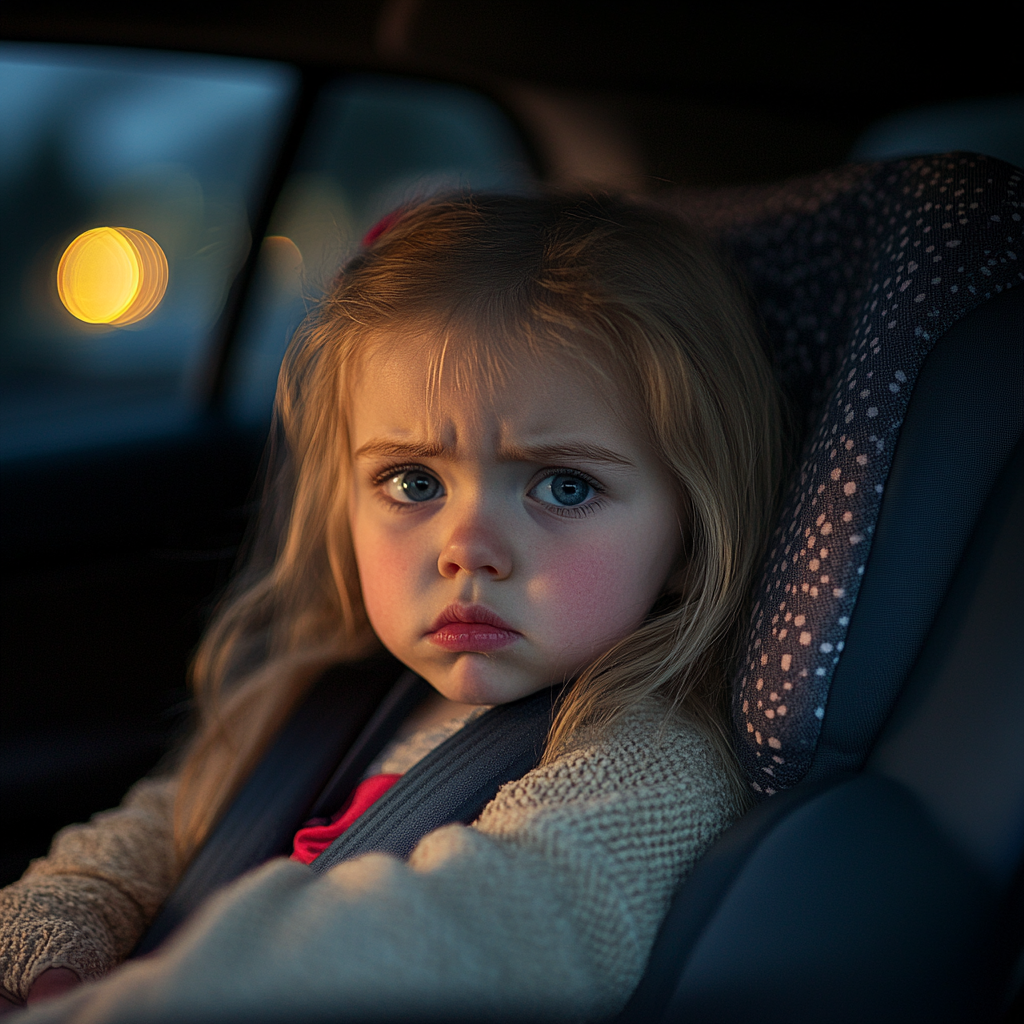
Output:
top-left (348, 331), bottom-right (637, 453)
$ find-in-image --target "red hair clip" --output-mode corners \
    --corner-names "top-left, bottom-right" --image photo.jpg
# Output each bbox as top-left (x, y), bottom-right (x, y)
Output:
top-left (328, 209), bottom-right (405, 292)
top-left (361, 209), bottom-right (404, 248)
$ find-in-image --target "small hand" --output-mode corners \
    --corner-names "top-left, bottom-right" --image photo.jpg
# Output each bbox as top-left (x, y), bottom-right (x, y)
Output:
top-left (0, 968), bottom-right (83, 1013)
top-left (0, 984), bottom-right (22, 1015)
top-left (27, 968), bottom-right (81, 1004)
top-left (0, 983), bottom-right (21, 1015)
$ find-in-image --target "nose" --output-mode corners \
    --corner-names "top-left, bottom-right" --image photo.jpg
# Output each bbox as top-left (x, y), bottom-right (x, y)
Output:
top-left (437, 503), bottom-right (512, 580)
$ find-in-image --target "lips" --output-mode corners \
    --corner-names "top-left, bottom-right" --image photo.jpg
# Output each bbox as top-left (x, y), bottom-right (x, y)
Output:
top-left (425, 603), bottom-right (520, 652)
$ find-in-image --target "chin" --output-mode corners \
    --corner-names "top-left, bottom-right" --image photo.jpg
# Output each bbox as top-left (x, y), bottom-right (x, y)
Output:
top-left (430, 654), bottom-right (541, 706)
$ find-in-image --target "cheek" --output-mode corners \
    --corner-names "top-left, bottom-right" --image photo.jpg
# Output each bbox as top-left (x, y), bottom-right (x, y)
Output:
top-left (529, 537), bottom-right (663, 655)
top-left (351, 514), bottom-right (428, 643)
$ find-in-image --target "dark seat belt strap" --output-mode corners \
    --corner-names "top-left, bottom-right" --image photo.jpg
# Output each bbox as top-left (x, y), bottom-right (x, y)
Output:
top-left (308, 671), bottom-right (431, 819)
top-left (311, 686), bottom-right (555, 871)
top-left (134, 655), bottom-right (410, 955)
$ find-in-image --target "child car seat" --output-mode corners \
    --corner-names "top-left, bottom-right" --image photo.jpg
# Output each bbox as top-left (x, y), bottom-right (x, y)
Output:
top-left (137, 155), bottom-right (1023, 1023)
top-left (619, 153), bottom-right (1024, 1022)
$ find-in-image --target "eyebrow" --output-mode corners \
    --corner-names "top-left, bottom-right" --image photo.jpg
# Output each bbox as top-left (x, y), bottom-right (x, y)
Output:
top-left (353, 438), bottom-right (635, 468)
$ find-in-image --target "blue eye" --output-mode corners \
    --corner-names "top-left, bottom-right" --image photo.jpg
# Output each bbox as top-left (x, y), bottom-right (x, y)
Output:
top-left (532, 472), bottom-right (593, 507)
top-left (384, 469), bottom-right (443, 503)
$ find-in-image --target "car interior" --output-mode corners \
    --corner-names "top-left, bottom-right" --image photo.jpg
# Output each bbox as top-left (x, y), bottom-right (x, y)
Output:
top-left (1, 4), bottom-right (1022, 1022)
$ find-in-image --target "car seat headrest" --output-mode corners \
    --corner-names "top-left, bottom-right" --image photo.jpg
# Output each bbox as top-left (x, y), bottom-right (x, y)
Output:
top-left (678, 154), bottom-right (1023, 796)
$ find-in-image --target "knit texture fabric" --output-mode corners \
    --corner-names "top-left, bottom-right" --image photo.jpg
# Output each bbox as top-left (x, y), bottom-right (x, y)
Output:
top-left (0, 777), bottom-right (178, 1000)
top-left (366, 704), bottom-right (489, 776)
top-left (2, 704), bottom-right (734, 1021)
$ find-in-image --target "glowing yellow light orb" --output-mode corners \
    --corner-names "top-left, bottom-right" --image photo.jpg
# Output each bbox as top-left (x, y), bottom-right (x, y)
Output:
top-left (57, 227), bottom-right (168, 325)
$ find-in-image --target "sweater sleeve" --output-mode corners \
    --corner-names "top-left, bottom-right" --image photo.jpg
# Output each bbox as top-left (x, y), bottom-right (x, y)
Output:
top-left (0, 775), bottom-right (179, 1000)
top-left (17, 709), bottom-right (736, 1023)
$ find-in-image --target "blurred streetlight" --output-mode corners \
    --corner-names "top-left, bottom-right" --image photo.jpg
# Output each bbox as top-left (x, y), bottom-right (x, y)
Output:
top-left (57, 226), bottom-right (168, 325)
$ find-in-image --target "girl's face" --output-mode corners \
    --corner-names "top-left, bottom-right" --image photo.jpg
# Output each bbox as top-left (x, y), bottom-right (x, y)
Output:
top-left (347, 336), bottom-right (683, 706)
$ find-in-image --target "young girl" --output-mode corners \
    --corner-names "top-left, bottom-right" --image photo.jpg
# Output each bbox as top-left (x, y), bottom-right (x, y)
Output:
top-left (0, 193), bottom-right (783, 1021)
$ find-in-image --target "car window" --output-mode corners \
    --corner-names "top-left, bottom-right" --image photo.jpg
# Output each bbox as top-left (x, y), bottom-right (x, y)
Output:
top-left (0, 48), bottom-right (532, 455)
top-left (0, 43), bottom-right (297, 459)
top-left (226, 74), bottom-right (532, 424)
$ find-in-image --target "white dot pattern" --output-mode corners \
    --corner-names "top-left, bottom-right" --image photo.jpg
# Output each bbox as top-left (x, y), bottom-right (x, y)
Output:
top-left (680, 154), bottom-right (1022, 796)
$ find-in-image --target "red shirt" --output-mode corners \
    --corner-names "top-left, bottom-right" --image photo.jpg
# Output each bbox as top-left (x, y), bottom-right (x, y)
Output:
top-left (290, 773), bottom-right (403, 865)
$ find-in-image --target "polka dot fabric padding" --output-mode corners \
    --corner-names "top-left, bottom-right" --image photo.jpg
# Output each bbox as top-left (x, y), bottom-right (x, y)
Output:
top-left (676, 154), bottom-right (1022, 796)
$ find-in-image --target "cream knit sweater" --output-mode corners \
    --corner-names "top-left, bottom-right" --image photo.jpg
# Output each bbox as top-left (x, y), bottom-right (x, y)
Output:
top-left (2, 702), bottom-right (736, 1022)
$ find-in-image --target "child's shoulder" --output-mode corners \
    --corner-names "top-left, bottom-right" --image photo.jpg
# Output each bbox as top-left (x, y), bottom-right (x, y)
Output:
top-left (477, 699), bottom-right (737, 840)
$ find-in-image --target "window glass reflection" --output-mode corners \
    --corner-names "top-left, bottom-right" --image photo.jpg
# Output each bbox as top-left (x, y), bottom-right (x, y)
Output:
top-left (0, 44), bottom-right (296, 458)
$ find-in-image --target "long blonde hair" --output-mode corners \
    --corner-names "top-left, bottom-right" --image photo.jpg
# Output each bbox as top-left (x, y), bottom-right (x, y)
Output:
top-left (173, 193), bottom-right (784, 862)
